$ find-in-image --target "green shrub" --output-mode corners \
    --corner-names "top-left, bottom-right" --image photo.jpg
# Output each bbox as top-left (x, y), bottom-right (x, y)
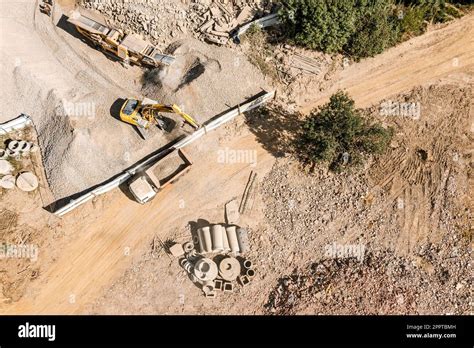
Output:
top-left (344, 1), bottom-right (401, 59)
top-left (279, 0), bottom-right (359, 53)
top-left (296, 91), bottom-right (393, 171)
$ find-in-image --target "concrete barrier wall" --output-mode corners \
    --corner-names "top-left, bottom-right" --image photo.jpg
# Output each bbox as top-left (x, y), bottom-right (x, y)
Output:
top-left (0, 114), bottom-right (33, 135)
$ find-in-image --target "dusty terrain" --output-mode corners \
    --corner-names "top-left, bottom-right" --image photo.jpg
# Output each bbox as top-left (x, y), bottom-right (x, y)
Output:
top-left (0, 0), bottom-right (472, 315)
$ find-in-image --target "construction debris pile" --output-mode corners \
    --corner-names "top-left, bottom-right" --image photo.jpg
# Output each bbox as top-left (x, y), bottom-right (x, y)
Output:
top-left (81, 0), bottom-right (188, 49)
top-left (81, 0), bottom-right (276, 49)
top-left (0, 139), bottom-right (39, 191)
top-left (187, 0), bottom-right (274, 45)
top-left (169, 223), bottom-right (255, 297)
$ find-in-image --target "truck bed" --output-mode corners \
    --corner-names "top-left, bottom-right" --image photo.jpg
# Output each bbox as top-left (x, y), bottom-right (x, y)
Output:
top-left (145, 149), bottom-right (191, 188)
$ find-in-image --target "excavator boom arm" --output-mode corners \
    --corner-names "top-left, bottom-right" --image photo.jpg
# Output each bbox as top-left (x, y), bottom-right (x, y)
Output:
top-left (141, 104), bottom-right (200, 129)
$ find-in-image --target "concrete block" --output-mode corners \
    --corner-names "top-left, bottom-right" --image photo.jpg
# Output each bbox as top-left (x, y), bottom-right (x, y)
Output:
top-left (169, 243), bottom-right (185, 257)
top-left (225, 199), bottom-right (240, 224)
top-left (238, 275), bottom-right (250, 287)
top-left (223, 281), bottom-right (234, 293)
top-left (214, 279), bottom-right (224, 291)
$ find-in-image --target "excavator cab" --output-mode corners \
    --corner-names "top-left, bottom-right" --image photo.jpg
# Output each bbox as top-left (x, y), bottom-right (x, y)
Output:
top-left (119, 98), bottom-right (199, 139)
top-left (119, 99), bottom-right (148, 127)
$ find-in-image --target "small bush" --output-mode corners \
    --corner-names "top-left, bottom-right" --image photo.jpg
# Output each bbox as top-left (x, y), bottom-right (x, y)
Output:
top-left (296, 91), bottom-right (393, 171)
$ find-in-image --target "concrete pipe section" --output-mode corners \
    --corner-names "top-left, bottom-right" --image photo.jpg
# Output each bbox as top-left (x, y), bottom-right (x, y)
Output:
top-left (183, 241), bottom-right (194, 253)
top-left (0, 159), bottom-right (13, 175)
top-left (16, 172), bottom-right (39, 192)
top-left (199, 226), bottom-right (213, 253)
top-left (236, 227), bottom-right (250, 253)
top-left (18, 141), bottom-right (31, 153)
top-left (194, 258), bottom-right (218, 282)
top-left (0, 174), bottom-right (16, 189)
top-left (243, 260), bottom-right (252, 269)
top-left (7, 140), bottom-right (19, 151)
top-left (222, 225), bottom-right (231, 253)
top-left (210, 224), bottom-right (224, 252)
top-left (225, 225), bottom-right (240, 253)
top-left (218, 257), bottom-right (241, 281)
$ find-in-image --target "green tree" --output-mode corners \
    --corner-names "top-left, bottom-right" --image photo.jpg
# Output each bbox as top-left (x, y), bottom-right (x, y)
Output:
top-left (296, 91), bottom-right (393, 171)
top-left (344, 0), bottom-right (401, 59)
top-left (279, 0), bottom-right (359, 53)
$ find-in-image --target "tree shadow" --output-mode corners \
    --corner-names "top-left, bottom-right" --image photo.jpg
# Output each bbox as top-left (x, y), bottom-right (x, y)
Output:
top-left (244, 104), bottom-right (302, 158)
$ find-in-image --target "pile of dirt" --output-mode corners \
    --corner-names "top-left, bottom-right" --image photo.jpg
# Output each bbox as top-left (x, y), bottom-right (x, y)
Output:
top-left (142, 38), bottom-right (270, 123)
top-left (1, 1), bottom-right (269, 200)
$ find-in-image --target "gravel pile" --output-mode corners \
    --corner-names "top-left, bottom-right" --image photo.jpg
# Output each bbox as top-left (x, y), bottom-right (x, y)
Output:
top-left (81, 0), bottom-right (275, 49)
top-left (81, 0), bottom-right (188, 50)
top-left (142, 38), bottom-right (269, 123)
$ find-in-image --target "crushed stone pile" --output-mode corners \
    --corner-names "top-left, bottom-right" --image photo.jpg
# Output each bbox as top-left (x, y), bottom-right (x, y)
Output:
top-left (142, 38), bottom-right (269, 123)
top-left (81, 0), bottom-right (275, 49)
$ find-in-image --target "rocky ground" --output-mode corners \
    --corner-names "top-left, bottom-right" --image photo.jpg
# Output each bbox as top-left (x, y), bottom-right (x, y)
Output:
top-left (81, 0), bottom-right (276, 49)
top-left (89, 83), bottom-right (472, 315)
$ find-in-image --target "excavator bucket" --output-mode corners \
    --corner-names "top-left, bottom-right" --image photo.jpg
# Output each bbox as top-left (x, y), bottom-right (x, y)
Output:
top-left (171, 104), bottom-right (200, 129)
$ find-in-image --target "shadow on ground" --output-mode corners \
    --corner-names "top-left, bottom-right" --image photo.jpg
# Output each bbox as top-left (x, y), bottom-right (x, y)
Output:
top-left (56, 14), bottom-right (121, 64)
top-left (244, 104), bottom-right (302, 158)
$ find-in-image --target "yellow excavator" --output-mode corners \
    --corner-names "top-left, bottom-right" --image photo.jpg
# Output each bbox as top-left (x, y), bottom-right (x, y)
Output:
top-left (119, 98), bottom-right (200, 139)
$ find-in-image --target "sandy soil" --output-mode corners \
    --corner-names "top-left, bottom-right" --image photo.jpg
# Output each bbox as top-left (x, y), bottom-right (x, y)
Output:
top-left (300, 13), bottom-right (474, 111)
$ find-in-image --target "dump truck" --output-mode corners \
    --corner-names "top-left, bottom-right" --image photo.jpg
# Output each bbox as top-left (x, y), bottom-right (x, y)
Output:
top-left (128, 149), bottom-right (192, 204)
top-left (67, 11), bottom-right (175, 67)
top-left (120, 97), bottom-right (199, 139)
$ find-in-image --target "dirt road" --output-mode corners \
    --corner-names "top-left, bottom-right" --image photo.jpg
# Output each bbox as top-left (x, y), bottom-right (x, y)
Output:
top-left (301, 13), bottom-right (474, 112)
